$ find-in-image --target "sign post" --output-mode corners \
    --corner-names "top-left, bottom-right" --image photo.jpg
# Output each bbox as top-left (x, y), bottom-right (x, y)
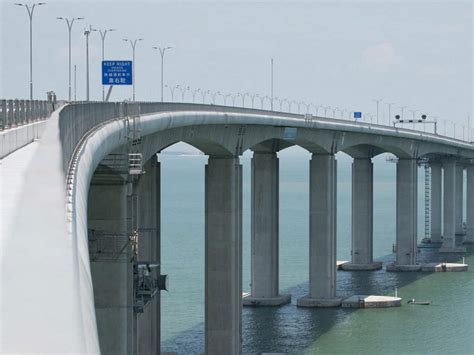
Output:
top-left (354, 112), bottom-right (362, 121)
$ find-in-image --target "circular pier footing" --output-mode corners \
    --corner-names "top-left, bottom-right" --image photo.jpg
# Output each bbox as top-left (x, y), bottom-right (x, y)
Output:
top-left (385, 263), bottom-right (421, 272)
top-left (296, 296), bottom-right (342, 308)
top-left (340, 262), bottom-right (383, 271)
top-left (242, 294), bottom-right (291, 307)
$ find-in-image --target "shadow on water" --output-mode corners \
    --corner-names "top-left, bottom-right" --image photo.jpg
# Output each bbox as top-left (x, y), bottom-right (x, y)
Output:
top-left (161, 242), bottom-right (473, 354)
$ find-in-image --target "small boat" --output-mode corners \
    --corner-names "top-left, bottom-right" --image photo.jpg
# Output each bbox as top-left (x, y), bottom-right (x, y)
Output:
top-left (407, 299), bottom-right (431, 305)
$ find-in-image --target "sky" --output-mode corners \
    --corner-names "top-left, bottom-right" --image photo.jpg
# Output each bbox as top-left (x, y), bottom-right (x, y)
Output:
top-left (0, 0), bottom-right (472, 131)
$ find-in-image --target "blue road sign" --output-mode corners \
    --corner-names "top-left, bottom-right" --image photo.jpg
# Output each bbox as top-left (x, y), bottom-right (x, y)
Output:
top-left (102, 60), bottom-right (132, 85)
top-left (354, 112), bottom-right (362, 120)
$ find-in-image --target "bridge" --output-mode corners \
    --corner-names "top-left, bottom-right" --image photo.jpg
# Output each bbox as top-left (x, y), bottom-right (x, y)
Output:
top-left (1, 98), bottom-right (473, 354)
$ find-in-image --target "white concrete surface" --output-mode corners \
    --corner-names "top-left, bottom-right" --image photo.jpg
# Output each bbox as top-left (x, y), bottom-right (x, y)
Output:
top-left (342, 295), bottom-right (402, 308)
top-left (421, 263), bottom-right (468, 272)
top-left (0, 109), bottom-right (100, 354)
top-left (0, 120), bottom-right (46, 158)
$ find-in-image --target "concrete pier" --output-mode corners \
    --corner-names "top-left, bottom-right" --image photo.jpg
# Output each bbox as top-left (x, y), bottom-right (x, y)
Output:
top-left (297, 154), bottom-right (342, 307)
top-left (88, 172), bottom-right (134, 355)
top-left (430, 163), bottom-right (442, 243)
top-left (466, 165), bottom-right (474, 244)
top-left (136, 158), bottom-right (161, 355)
top-left (244, 152), bottom-right (290, 307)
top-left (205, 156), bottom-right (242, 354)
top-left (387, 158), bottom-right (420, 271)
top-left (440, 161), bottom-right (464, 252)
top-left (455, 165), bottom-right (464, 235)
top-left (341, 158), bottom-right (382, 271)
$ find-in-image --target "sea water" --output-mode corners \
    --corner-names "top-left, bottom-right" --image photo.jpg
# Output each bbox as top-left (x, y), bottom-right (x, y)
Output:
top-left (159, 149), bottom-right (473, 354)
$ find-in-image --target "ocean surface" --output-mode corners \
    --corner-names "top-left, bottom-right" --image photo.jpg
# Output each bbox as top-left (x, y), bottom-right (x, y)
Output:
top-left (158, 148), bottom-right (473, 354)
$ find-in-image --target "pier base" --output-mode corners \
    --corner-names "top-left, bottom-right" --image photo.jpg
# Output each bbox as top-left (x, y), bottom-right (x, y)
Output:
top-left (243, 294), bottom-right (291, 307)
top-left (340, 262), bottom-right (383, 271)
top-left (296, 296), bottom-right (342, 308)
top-left (386, 263), bottom-right (421, 272)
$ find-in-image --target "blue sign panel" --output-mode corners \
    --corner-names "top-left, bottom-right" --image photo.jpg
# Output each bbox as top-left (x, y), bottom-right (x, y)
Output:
top-left (283, 127), bottom-right (297, 140)
top-left (354, 112), bottom-right (362, 119)
top-left (102, 60), bottom-right (132, 85)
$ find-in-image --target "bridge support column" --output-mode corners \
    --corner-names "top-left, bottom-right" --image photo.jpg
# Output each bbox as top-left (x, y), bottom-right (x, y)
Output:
top-left (440, 160), bottom-right (465, 252)
top-left (430, 163), bottom-right (442, 243)
top-left (243, 152), bottom-right (290, 307)
top-left (342, 158), bottom-right (381, 271)
top-left (88, 173), bottom-right (134, 355)
top-left (387, 158), bottom-right (420, 271)
top-left (137, 158), bottom-right (161, 355)
top-left (466, 165), bottom-right (474, 244)
top-left (455, 165), bottom-right (464, 236)
top-left (297, 154), bottom-right (341, 307)
top-left (205, 156), bottom-right (242, 354)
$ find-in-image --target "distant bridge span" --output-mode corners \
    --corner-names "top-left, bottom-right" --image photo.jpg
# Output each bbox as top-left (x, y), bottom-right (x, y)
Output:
top-left (1, 101), bottom-right (473, 354)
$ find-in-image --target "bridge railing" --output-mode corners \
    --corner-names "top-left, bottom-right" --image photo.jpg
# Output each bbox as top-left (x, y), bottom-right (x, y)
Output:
top-left (0, 99), bottom-right (55, 130)
top-left (58, 101), bottom-right (473, 179)
top-left (59, 101), bottom-right (303, 175)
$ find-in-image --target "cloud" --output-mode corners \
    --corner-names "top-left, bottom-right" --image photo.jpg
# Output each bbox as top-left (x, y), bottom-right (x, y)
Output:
top-left (360, 41), bottom-right (402, 71)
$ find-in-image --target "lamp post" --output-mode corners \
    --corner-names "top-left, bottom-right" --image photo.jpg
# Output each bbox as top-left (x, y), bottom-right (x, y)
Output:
top-left (123, 38), bottom-right (143, 101)
top-left (385, 102), bottom-right (395, 126)
top-left (83, 25), bottom-right (95, 101)
top-left (398, 105), bottom-right (408, 121)
top-left (15, 2), bottom-right (46, 100)
top-left (152, 46), bottom-right (172, 102)
top-left (248, 93), bottom-right (256, 108)
top-left (164, 84), bottom-right (177, 102)
top-left (57, 16), bottom-right (84, 101)
top-left (95, 28), bottom-right (116, 101)
top-left (74, 64), bottom-right (77, 101)
top-left (192, 88), bottom-right (201, 103)
top-left (270, 58), bottom-right (274, 111)
top-left (176, 85), bottom-right (189, 102)
top-left (373, 98), bottom-right (383, 124)
top-left (323, 106), bottom-right (331, 117)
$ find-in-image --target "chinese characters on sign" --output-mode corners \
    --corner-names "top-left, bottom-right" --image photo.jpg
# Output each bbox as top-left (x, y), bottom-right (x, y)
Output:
top-left (102, 61), bottom-right (133, 85)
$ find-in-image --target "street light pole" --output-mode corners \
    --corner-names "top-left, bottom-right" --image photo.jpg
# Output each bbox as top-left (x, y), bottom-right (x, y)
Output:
top-left (57, 16), bottom-right (84, 101)
top-left (74, 64), bottom-right (77, 101)
top-left (385, 102), bottom-right (395, 125)
top-left (15, 2), bottom-right (46, 100)
top-left (152, 46), bottom-right (172, 102)
top-left (95, 28), bottom-right (116, 101)
top-left (373, 98), bottom-right (383, 124)
top-left (123, 38), bottom-right (143, 101)
top-left (270, 58), bottom-right (274, 111)
top-left (83, 25), bottom-right (95, 101)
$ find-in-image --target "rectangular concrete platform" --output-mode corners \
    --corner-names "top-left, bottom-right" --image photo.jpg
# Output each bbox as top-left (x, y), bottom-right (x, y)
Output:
top-left (421, 263), bottom-right (468, 272)
top-left (342, 295), bottom-right (402, 308)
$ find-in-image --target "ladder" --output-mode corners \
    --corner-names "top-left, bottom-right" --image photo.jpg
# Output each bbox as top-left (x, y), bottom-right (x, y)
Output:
top-left (126, 115), bottom-right (144, 175)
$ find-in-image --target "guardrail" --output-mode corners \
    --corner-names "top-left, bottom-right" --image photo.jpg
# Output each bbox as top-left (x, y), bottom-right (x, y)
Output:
top-left (57, 101), bottom-right (474, 178)
top-left (0, 99), bottom-right (55, 130)
top-left (59, 101), bottom-right (303, 175)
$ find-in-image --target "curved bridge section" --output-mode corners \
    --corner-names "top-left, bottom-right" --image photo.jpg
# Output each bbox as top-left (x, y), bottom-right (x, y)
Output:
top-left (1, 102), bottom-right (473, 354)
